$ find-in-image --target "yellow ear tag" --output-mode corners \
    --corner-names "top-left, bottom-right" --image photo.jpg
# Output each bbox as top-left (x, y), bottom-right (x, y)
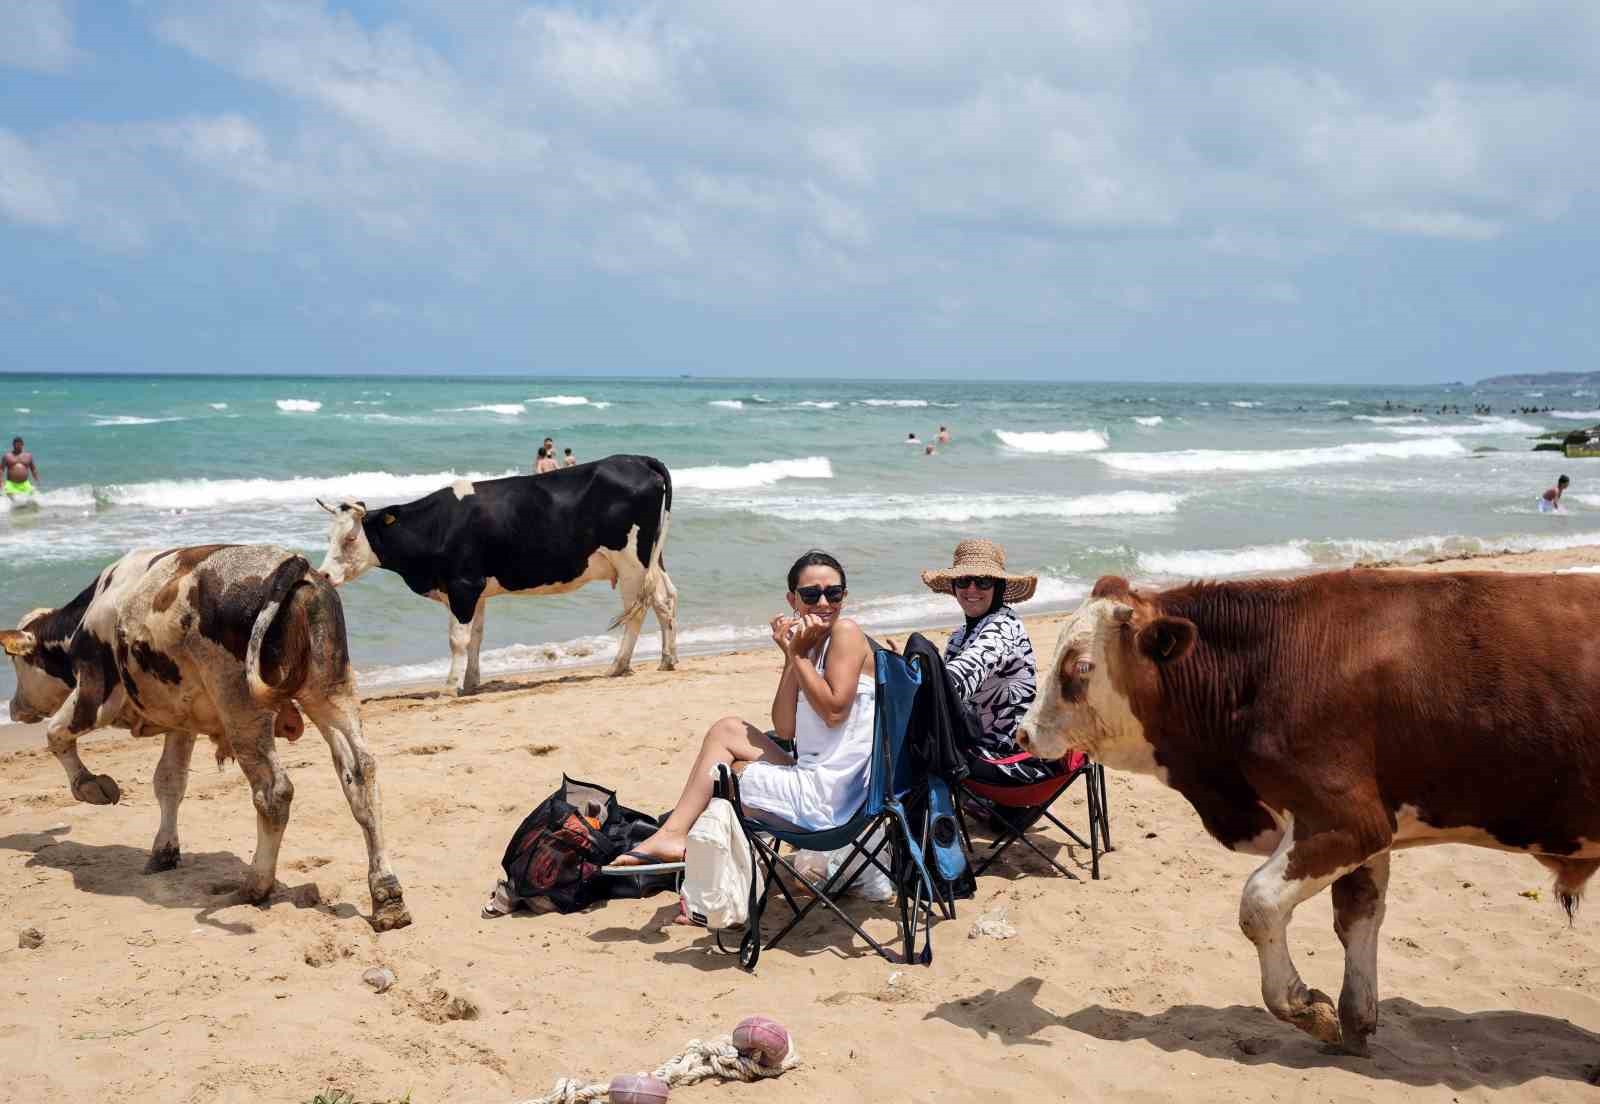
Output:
top-left (384, 513), bottom-right (397, 525)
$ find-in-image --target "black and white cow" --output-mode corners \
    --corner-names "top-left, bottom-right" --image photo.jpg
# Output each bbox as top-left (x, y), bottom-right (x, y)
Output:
top-left (0, 544), bottom-right (410, 931)
top-left (317, 454), bottom-right (677, 694)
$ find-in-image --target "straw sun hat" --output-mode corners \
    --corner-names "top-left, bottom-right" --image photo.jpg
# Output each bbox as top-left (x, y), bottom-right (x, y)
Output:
top-left (920, 538), bottom-right (1037, 604)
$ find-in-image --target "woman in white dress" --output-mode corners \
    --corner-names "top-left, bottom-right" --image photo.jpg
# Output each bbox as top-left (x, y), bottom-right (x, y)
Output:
top-left (615, 550), bottom-right (876, 865)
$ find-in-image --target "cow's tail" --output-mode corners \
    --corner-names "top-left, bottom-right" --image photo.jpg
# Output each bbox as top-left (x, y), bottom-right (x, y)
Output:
top-left (607, 460), bottom-right (673, 632)
top-left (245, 555), bottom-right (314, 706)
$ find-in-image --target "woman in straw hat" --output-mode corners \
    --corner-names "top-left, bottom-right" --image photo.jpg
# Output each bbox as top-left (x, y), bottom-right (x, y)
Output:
top-left (921, 538), bottom-right (1053, 784)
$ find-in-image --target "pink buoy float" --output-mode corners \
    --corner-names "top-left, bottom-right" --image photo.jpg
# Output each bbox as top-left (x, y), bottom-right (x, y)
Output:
top-left (732, 1016), bottom-right (791, 1068)
top-left (609, 1073), bottom-right (670, 1104)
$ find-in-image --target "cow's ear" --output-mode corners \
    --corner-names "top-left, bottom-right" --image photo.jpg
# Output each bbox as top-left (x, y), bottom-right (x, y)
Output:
top-left (0, 630), bottom-right (37, 658)
top-left (1136, 616), bottom-right (1195, 664)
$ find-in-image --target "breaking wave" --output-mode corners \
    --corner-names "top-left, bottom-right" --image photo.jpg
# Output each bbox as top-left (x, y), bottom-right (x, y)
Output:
top-left (92, 415), bottom-right (184, 427)
top-left (1382, 417), bottom-right (1540, 437)
top-left (675, 457), bottom-right (832, 492)
top-left (1095, 437), bottom-right (1467, 475)
top-left (1353, 414), bottom-right (1427, 424)
top-left (708, 400), bottom-right (744, 410)
top-left (447, 404), bottom-right (526, 416)
top-left (858, 399), bottom-right (928, 408)
top-left (1140, 543), bottom-right (1314, 577)
top-left (1137, 528), bottom-right (1600, 580)
top-left (1133, 416), bottom-right (1164, 427)
top-left (994, 429), bottom-right (1110, 454)
top-left (1548, 410), bottom-right (1600, 420)
top-left (795, 401), bottom-right (840, 410)
top-left (1230, 401), bottom-right (1261, 408)
top-left (84, 469), bottom-right (520, 511)
top-left (726, 490), bottom-right (1183, 524)
top-left (276, 399), bottom-right (322, 413)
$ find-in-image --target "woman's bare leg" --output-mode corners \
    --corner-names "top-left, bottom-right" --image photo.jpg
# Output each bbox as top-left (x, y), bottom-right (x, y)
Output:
top-left (617, 717), bottom-right (792, 864)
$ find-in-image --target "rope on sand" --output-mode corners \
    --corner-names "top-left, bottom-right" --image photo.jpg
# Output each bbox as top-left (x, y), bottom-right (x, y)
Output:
top-left (523, 1033), bottom-right (800, 1104)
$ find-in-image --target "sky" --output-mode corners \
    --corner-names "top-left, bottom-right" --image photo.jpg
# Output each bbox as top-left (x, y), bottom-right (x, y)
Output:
top-left (1, 2), bottom-right (1598, 383)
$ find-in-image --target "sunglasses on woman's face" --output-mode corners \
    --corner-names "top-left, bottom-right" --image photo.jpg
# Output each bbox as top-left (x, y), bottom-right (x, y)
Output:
top-left (953, 576), bottom-right (997, 591)
top-left (795, 584), bottom-right (847, 605)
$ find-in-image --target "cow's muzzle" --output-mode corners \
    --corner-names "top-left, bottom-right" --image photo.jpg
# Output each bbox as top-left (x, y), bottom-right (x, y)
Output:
top-left (9, 699), bottom-right (43, 724)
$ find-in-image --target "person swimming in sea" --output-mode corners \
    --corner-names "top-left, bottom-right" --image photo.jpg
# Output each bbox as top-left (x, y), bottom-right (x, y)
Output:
top-left (1540, 474), bottom-right (1570, 514)
top-left (3, 436), bottom-right (39, 499)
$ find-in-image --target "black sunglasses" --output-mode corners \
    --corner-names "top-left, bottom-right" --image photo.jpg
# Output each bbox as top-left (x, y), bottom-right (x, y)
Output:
top-left (795, 584), bottom-right (847, 605)
top-left (953, 576), bottom-right (997, 591)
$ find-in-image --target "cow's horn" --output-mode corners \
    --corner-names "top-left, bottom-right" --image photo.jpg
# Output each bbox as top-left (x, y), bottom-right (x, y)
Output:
top-left (316, 498), bottom-right (336, 515)
top-left (0, 630), bottom-right (37, 657)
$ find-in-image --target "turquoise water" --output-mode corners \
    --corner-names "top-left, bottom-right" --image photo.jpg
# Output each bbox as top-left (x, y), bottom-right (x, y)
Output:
top-left (2, 372), bottom-right (1592, 709)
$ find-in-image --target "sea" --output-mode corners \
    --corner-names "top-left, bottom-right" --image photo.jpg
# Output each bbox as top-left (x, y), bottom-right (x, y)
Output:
top-left (2, 373), bottom-right (1594, 715)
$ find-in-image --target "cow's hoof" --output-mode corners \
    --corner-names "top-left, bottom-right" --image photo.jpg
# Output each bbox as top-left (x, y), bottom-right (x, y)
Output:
top-left (73, 773), bottom-right (121, 805)
top-left (608, 666), bottom-right (634, 678)
top-left (369, 876), bottom-right (412, 931)
top-left (144, 844), bottom-right (181, 873)
top-left (1286, 988), bottom-right (1343, 1046)
top-left (239, 876), bottom-right (275, 905)
top-left (371, 899), bottom-right (413, 932)
top-left (658, 658), bottom-right (677, 672)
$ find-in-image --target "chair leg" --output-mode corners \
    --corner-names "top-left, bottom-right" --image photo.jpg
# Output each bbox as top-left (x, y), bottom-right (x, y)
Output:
top-left (1095, 763), bottom-right (1114, 852)
top-left (1087, 772), bottom-right (1101, 881)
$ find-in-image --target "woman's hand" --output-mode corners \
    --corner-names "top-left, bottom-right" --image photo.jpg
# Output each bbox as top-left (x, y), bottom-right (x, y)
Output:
top-left (789, 613), bottom-right (830, 659)
top-left (770, 614), bottom-right (799, 657)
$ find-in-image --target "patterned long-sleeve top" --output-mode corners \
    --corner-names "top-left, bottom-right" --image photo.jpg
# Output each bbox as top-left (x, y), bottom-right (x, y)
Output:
top-left (943, 605), bottom-right (1037, 759)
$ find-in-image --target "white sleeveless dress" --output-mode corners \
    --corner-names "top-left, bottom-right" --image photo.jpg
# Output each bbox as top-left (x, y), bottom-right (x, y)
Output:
top-left (738, 639), bottom-right (876, 831)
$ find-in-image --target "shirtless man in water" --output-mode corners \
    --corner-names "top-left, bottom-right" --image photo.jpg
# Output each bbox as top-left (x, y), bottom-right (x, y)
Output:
top-left (3, 436), bottom-right (38, 496)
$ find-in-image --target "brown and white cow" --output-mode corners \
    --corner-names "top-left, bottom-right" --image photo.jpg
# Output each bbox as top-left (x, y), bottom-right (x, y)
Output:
top-left (1, 544), bottom-right (411, 931)
top-left (1019, 569), bottom-right (1600, 1055)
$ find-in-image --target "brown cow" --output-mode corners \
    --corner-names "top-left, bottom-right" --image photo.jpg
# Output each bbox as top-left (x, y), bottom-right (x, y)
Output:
top-left (1018, 569), bottom-right (1600, 1054)
top-left (1, 545), bottom-right (411, 931)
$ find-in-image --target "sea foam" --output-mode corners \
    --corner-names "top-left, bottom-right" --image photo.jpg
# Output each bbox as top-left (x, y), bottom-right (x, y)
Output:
top-left (1133, 416), bottom-right (1164, 427)
top-left (276, 399), bottom-right (322, 413)
top-left (92, 469), bottom-right (521, 511)
top-left (675, 457), bottom-right (832, 491)
top-left (92, 415), bottom-right (184, 427)
top-left (448, 404), bottom-right (526, 416)
top-left (994, 429), bottom-right (1110, 454)
top-left (708, 400), bottom-right (745, 410)
top-left (1382, 417), bottom-right (1540, 437)
top-left (1096, 437), bottom-right (1467, 474)
top-left (732, 490), bottom-right (1182, 524)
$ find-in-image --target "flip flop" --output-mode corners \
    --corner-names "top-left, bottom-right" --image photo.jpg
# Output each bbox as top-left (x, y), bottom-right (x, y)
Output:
top-left (600, 849), bottom-right (686, 875)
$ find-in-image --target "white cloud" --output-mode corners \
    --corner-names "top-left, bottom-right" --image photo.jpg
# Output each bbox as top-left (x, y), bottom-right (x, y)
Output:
top-left (0, 130), bottom-right (69, 227)
top-left (5, 1), bottom-right (1600, 322)
top-left (1358, 210), bottom-right (1503, 241)
top-left (0, 1), bottom-right (81, 73)
top-left (156, 2), bottom-right (546, 169)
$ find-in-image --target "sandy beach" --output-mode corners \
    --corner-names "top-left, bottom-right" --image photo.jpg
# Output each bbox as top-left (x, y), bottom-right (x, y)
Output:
top-left (6, 546), bottom-right (1600, 1103)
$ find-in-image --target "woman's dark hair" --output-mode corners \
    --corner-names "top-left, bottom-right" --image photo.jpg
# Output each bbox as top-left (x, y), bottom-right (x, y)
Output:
top-left (787, 549), bottom-right (846, 592)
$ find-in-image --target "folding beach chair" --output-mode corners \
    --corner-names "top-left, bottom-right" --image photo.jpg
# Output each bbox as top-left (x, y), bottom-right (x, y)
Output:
top-left (958, 751), bottom-right (1112, 881)
top-left (720, 642), bottom-right (945, 970)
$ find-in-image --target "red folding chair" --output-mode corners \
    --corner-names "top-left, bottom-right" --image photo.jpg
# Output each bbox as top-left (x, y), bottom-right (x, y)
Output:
top-left (958, 750), bottom-right (1111, 880)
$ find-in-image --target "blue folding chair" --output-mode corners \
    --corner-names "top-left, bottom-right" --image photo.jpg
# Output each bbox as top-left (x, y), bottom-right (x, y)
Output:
top-left (720, 642), bottom-right (945, 970)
